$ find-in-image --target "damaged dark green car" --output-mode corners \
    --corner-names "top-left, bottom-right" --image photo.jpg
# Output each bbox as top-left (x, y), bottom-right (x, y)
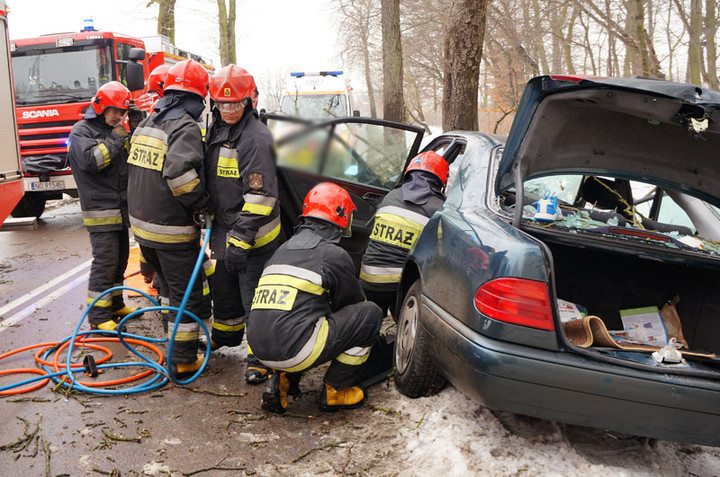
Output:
top-left (394, 75), bottom-right (720, 447)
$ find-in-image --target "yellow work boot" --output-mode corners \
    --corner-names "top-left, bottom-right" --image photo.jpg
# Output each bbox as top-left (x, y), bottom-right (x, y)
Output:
top-left (320, 383), bottom-right (366, 412)
top-left (262, 372), bottom-right (289, 414)
top-left (111, 305), bottom-right (142, 318)
top-left (171, 355), bottom-right (205, 379)
top-left (90, 320), bottom-right (119, 331)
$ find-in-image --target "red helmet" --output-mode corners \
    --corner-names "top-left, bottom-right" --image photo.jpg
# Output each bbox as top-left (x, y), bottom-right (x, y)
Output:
top-left (148, 64), bottom-right (170, 96)
top-left (404, 151), bottom-right (449, 185)
top-left (91, 81), bottom-right (131, 114)
top-left (302, 182), bottom-right (357, 230)
top-left (209, 64), bottom-right (257, 105)
top-left (164, 59), bottom-right (209, 98)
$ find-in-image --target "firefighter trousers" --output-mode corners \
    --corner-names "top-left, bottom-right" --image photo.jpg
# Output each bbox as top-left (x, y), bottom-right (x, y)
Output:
top-left (140, 245), bottom-right (204, 364)
top-left (258, 301), bottom-right (384, 390)
top-left (363, 288), bottom-right (397, 318)
top-left (212, 246), bottom-right (276, 372)
top-left (87, 230), bottom-right (130, 326)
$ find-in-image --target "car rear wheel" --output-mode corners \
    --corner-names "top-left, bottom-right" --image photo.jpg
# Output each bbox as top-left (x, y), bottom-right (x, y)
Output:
top-left (394, 280), bottom-right (446, 397)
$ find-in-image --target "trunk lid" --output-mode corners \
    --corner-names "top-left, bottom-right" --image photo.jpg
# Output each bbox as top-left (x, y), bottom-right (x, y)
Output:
top-left (496, 75), bottom-right (720, 207)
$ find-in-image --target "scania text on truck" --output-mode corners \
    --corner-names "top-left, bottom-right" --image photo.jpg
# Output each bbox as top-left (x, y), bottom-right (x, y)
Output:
top-left (9, 20), bottom-right (213, 218)
top-left (0, 0), bottom-right (22, 226)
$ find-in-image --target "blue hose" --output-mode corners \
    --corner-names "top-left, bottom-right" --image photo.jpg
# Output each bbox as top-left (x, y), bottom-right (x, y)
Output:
top-left (2, 224), bottom-right (213, 395)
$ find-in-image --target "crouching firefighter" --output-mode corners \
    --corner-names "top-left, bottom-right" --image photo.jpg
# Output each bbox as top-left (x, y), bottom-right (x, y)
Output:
top-left (67, 81), bottom-right (139, 330)
top-left (127, 59), bottom-right (210, 376)
top-left (205, 64), bottom-right (280, 384)
top-left (360, 151), bottom-right (448, 317)
top-left (247, 182), bottom-right (394, 414)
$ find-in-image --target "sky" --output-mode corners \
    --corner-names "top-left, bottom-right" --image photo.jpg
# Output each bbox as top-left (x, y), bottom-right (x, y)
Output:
top-left (6, 0), bottom-right (345, 106)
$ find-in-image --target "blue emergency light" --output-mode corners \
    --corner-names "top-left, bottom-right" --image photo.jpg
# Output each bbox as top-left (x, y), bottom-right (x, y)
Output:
top-left (291, 71), bottom-right (343, 78)
top-left (83, 18), bottom-right (96, 32)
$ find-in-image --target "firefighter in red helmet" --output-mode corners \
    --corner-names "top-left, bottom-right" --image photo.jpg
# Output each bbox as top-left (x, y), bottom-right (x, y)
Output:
top-left (127, 59), bottom-right (210, 375)
top-left (204, 64), bottom-right (280, 384)
top-left (247, 182), bottom-right (393, 414)
top-left (148, 64), bottom-right (170, 97)
top-left (68, 81), bottom-right (137, 330)
top-left (360, 151), bottom-right (449, 318)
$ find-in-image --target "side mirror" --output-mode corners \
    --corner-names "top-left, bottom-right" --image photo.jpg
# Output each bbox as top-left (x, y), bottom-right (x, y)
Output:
top-left (129, 48), bottom-right (146, 61)
top-left (126, 48), bottom-right (146, 92)
top-left (352, 109), bottom-right (360, 117)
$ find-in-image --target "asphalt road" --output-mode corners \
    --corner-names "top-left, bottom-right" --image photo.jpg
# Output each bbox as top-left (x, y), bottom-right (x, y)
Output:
top-left (1, 200), bottom-right (719, 477)
top-left (0, 199), bottom-right (405, 476)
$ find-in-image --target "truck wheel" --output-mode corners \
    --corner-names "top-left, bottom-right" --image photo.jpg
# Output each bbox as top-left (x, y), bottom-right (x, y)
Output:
top-left (10, 192), bottom-right (46, 218)
top-left (394, 280), bottom-right (446, 398)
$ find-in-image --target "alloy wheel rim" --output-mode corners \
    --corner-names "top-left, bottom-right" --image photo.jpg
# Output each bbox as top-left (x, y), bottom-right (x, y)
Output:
top-left (396, 295), bottom-right (417, 374)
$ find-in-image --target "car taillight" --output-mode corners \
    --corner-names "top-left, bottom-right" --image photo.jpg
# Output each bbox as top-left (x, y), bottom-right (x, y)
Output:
top-left (474, 278), bottom-right (554, 331)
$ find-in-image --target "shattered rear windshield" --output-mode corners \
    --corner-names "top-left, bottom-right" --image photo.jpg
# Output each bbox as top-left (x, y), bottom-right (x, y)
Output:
top-left (505, 174), bottom-right (720, 255)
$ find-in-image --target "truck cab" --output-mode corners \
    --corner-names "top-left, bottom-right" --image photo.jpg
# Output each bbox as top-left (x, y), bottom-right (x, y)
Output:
top-left (0, 1), bottom-right (23, 226)
top-left (279, 71), bottom-right (358, 120)
top-left (9, 21), bottom-right (213, 218)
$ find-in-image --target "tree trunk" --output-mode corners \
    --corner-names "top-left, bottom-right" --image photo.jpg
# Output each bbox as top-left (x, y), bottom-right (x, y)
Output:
top-left (381, 0), bottom-right (404, 122)
top-left (684, 0), bottom-right (702, 83)
top-left (217, 0), bottom-right (237, 66)
top-left (150, 0), bottom-right (177, 44)
top-left (442, 0), bottom-right (488, 132)
top-left (531, 0), bottom-right (549, 74)
top-left (705, 0), bottom-right (719, 88)
top-left (563, 7), bottom-right (578, 75)
top-left (363, 39), bottom-right (378, 118)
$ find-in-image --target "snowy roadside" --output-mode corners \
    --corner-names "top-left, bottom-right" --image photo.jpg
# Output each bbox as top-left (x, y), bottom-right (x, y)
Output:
top-left (385, 386), bottom-right (720, 477)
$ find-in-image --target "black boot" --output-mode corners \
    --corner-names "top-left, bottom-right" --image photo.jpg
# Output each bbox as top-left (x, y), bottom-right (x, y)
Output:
top-left (357, 333), bottom-right (395, 388)
top-left (262, 371), bottom-right (289, 414)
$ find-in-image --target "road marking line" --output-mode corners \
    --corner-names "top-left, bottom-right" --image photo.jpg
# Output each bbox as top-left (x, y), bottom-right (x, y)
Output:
top-left (0, 259), bottom-right (92, 318)
top-left (0, 272), bottom-right (89, 333)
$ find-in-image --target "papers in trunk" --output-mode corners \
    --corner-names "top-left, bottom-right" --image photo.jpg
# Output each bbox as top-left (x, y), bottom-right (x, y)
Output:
top-left (619, 306), bottom-right (668, 346)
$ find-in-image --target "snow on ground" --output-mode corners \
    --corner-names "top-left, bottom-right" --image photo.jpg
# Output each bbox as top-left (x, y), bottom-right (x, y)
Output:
top-left (384, 386), bottom-right (720, 477)
top-left (213, 324), bottom-right (720, 477)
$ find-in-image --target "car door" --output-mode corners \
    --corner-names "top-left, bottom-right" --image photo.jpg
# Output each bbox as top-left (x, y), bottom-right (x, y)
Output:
top-left (262, 113), bottom-right (425, 269)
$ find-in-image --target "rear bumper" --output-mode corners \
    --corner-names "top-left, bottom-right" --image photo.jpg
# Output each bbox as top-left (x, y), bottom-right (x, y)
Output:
top-left (421, 294), bottom-right (720, 447)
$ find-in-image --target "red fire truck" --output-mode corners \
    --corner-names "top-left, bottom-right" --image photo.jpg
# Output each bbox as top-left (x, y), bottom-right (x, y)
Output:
top-left (9, 21), bottom-right (213, 218)
top-left (0, 1), bottom-right (23, 226)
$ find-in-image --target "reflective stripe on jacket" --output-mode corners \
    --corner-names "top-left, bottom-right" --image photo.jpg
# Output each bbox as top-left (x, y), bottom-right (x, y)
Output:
top-left (127, 113), bottom-right (208, 250)
top-left (360, 187), bottom-right (444, 291)
top-left (67, 117), bottom-right (129, 232)
top-left (246, 225), bottom-right (365, 370)
top-left (205, 109), bottom-right (280, 259)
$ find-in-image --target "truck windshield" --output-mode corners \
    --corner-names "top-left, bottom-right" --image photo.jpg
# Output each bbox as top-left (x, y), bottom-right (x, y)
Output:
top-left (12, 45), bottom-right (113, 106)
top-left (280, 94), bottom-right (349, 120)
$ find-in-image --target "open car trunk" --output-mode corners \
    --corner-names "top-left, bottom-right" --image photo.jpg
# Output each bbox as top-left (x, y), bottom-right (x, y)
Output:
top-left (535, 232), bottom-right (720, 376)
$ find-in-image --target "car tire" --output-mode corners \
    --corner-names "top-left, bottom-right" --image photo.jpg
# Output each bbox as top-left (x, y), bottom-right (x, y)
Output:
top-left (394, 280), bottom-right (446, 398)
top-left (10, 192), bottom-right (46, 218)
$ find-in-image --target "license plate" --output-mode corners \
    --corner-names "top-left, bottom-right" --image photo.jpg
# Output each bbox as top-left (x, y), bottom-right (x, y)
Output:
top-left (30, 180), bottom-right (64, 191)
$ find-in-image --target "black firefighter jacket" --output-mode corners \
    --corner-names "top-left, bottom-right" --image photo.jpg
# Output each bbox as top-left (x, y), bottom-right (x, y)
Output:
top-left (127, 112), bottom-right (208, 250)
top-left (360, 186), bottom-right (445, 291)
top-left (205, 109), bottom-right (280, 259)
top-left (67, 111), bottom-right (129, 232)
top-left (247, 223), bottom-right (365, 371)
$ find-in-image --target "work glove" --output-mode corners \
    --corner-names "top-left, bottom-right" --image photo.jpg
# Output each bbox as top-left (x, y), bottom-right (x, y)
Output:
top-left (192, 209), bottom-right (207, 227)
top-left (112, 125), bottom-right (130, 139)
top-left (225, 230), bottom-right (250, 273)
